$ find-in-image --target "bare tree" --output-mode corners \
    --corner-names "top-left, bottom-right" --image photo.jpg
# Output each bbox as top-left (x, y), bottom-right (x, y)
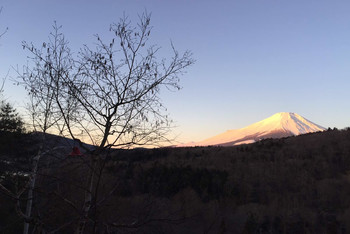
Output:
top-left (0, 7), bottom-right (8, 39)
top-left (0, 73), bottom-right (5, 97)
top-left (17, 12), bottom-right (194, 233)
top-left (21, 13), bottom-right (194, 148)
top-left (0, 6), bottom-right (8, 95)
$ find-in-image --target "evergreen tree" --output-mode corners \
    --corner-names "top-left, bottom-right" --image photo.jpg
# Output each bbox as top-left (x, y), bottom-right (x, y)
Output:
top-left (0, 101), bottom-right (24, 133)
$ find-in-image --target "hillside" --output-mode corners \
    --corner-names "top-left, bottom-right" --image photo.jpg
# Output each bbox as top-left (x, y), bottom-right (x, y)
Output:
top-left (1, 128), bottom-right (350, 233)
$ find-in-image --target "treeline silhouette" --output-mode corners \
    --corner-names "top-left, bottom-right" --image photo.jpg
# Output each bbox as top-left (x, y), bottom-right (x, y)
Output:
top-left (2, 128), bottom-right (350, 233)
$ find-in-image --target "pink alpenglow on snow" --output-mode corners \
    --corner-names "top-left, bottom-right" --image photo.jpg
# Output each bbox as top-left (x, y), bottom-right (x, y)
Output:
top-left (179, 112), bottom-right (325, 147)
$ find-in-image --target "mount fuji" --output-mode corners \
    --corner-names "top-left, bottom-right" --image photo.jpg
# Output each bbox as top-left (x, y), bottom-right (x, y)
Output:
top-left (180, 112), bottom-right (325, 147)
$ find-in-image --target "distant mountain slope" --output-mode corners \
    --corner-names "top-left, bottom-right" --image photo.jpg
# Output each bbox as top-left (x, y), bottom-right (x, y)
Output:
top-left (180, 112), bottom-right (325, 147)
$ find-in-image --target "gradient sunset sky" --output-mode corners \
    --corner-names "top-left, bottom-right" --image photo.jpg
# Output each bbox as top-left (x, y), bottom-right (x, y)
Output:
top-left (1, 0), bottom-right (350, 143)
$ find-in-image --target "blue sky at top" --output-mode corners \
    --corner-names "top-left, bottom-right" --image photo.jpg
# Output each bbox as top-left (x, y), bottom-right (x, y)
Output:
top-left (1, 0), bottom-right (350, 143)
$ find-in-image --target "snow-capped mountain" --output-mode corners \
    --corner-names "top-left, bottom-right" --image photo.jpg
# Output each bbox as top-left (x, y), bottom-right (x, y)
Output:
top-left (180, 112), bottom-right (325, 147)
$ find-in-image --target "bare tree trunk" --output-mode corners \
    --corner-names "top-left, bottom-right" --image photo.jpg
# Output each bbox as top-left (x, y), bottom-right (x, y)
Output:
top-left (75, 157), bottom-right (96, 234)
top-left (23, 136), bottom-right (45, 234)
top-left (23, 158), bottom-right (37, 234)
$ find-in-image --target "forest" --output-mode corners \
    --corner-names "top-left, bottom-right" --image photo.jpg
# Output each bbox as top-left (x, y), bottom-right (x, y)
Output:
top-left (1, 127), bottom-right (350, 233)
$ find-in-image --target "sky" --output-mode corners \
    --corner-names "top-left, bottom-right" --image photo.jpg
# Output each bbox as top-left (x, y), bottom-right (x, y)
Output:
top-left (1, 0), bottom-right (350, 143)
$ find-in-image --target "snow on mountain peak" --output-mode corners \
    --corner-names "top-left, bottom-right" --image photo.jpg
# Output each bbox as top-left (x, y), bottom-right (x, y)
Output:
top-left (180, 112), bottom-right (325, 147)
top-left (256, 112), bottom-right (325, 135)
